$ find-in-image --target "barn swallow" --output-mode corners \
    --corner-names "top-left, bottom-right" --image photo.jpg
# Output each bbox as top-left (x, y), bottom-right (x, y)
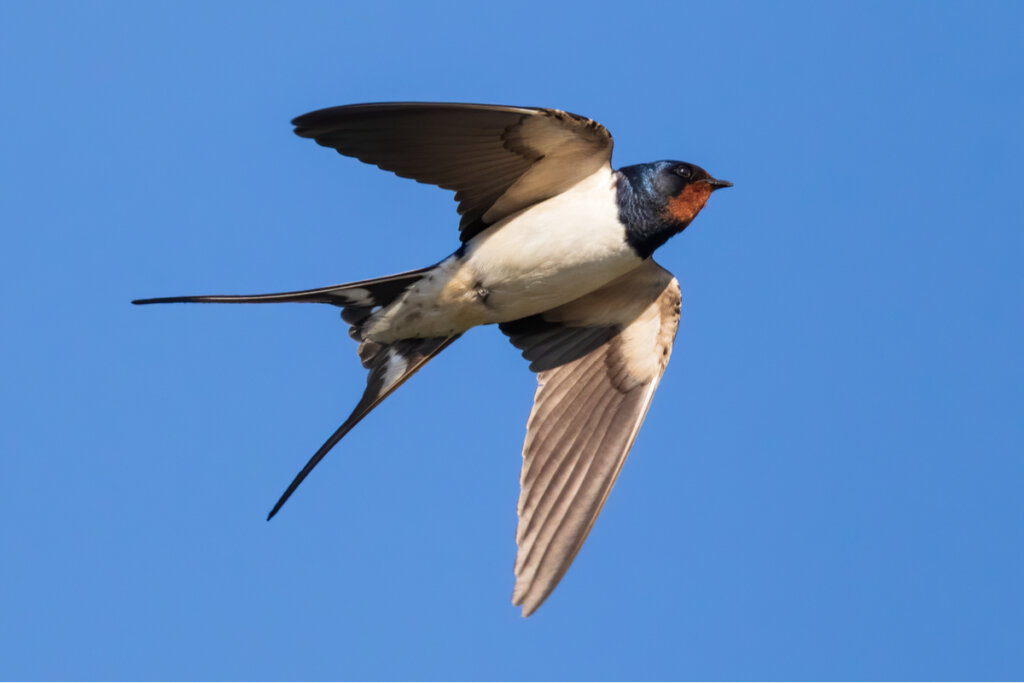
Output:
top-left (134, 103), bottom-right (731, 616)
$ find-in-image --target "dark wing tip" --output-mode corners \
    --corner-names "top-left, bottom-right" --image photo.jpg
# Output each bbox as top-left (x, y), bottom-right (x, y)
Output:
top-left (290, 101), bottom-right (545, 134)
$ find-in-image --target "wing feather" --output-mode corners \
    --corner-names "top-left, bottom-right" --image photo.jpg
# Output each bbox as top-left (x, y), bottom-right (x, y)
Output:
top-left (292, 102), bottom-right (613, 242)
top-left (500, 260), bottom-right (682, 616)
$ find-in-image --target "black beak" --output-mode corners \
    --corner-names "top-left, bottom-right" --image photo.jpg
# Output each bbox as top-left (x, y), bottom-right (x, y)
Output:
top-left (702, 177), bottom-right (733, 190)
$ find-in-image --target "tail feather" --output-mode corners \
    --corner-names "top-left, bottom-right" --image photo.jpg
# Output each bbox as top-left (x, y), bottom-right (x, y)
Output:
top-left (131, 266), bottom-right (432, 308)
top-left (266, 333), bottom-right (460, 520)
top-left (134, 266), bottom-right (459, 520)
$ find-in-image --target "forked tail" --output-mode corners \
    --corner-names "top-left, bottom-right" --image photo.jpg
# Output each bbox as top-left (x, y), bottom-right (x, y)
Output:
top-left (132, 267), bottom-right (433, 307)
top-left (134, 268), bottom-right (460, 519)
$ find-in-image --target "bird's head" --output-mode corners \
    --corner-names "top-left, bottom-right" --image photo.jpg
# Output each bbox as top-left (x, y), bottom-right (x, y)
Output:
top-left (616, 159), bottom-right (732, 257)
top-left (648, 160), bottom-right (732, 228)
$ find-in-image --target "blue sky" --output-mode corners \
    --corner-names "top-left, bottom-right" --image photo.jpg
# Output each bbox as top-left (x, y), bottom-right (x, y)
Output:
top-left (2, 1), bottom-right (1022, 680)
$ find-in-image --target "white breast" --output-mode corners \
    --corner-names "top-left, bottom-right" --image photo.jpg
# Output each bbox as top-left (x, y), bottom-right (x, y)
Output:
top-left (364, 166), bottom-right (642, 341)
top-left (465, 165), bottom-right (641, 319)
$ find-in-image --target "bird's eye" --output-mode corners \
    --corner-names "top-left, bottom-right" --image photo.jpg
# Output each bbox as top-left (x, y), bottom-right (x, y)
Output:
top-left (674, 165), bottom-right (692, 179)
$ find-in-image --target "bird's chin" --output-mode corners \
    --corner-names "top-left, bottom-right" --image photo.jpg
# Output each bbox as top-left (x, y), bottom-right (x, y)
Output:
top-left (667, 184), bottom-right (712, 224)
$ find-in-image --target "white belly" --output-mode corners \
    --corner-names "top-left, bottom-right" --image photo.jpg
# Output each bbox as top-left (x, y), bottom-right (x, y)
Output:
top-left (364, 166), bottom-right (642, 341)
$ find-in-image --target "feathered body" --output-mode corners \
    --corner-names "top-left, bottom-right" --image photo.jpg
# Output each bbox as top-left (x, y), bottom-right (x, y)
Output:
top-left (134, 102), bottom-right (730, 616)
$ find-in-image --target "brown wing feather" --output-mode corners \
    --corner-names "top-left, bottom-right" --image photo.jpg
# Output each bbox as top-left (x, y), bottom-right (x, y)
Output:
top-left (292, 102), bottom-right (614, 242)
top-left (500, 260), bottom-right (682, 616)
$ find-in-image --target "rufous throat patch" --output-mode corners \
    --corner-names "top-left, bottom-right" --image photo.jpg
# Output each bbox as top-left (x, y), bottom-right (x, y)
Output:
top-left (666, 183), bottom-right (713, 225)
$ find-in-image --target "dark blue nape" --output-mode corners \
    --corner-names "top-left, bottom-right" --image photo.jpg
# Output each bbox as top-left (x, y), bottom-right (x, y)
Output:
top-left (615, 161), bottom-right (690, 259)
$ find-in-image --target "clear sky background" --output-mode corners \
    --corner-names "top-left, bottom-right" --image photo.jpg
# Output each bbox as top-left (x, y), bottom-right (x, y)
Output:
top-left (2, 1), bottom-right (1022, 680)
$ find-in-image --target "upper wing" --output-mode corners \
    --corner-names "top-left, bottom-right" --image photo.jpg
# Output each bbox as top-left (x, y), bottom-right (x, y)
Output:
top-left (292, 102), bottom-right (614, 242)
top-left (499, 260), bottom-right (682, 616)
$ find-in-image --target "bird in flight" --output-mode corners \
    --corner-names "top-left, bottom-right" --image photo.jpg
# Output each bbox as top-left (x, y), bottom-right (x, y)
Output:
top-left (134, 102), bottom-right (731, 616)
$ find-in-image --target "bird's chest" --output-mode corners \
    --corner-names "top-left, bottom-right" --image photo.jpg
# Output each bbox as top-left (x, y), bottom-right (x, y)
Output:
top-left (365, 168), bottom-right (642, 340)
top-left (462, 170), bottom-right (642, 319)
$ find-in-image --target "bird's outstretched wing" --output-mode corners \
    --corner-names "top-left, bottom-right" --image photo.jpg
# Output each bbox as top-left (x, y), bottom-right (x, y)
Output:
top-left (500, 260), bottom-right (681, 616)
top-left (292, 102), bottom-right (614, 242)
